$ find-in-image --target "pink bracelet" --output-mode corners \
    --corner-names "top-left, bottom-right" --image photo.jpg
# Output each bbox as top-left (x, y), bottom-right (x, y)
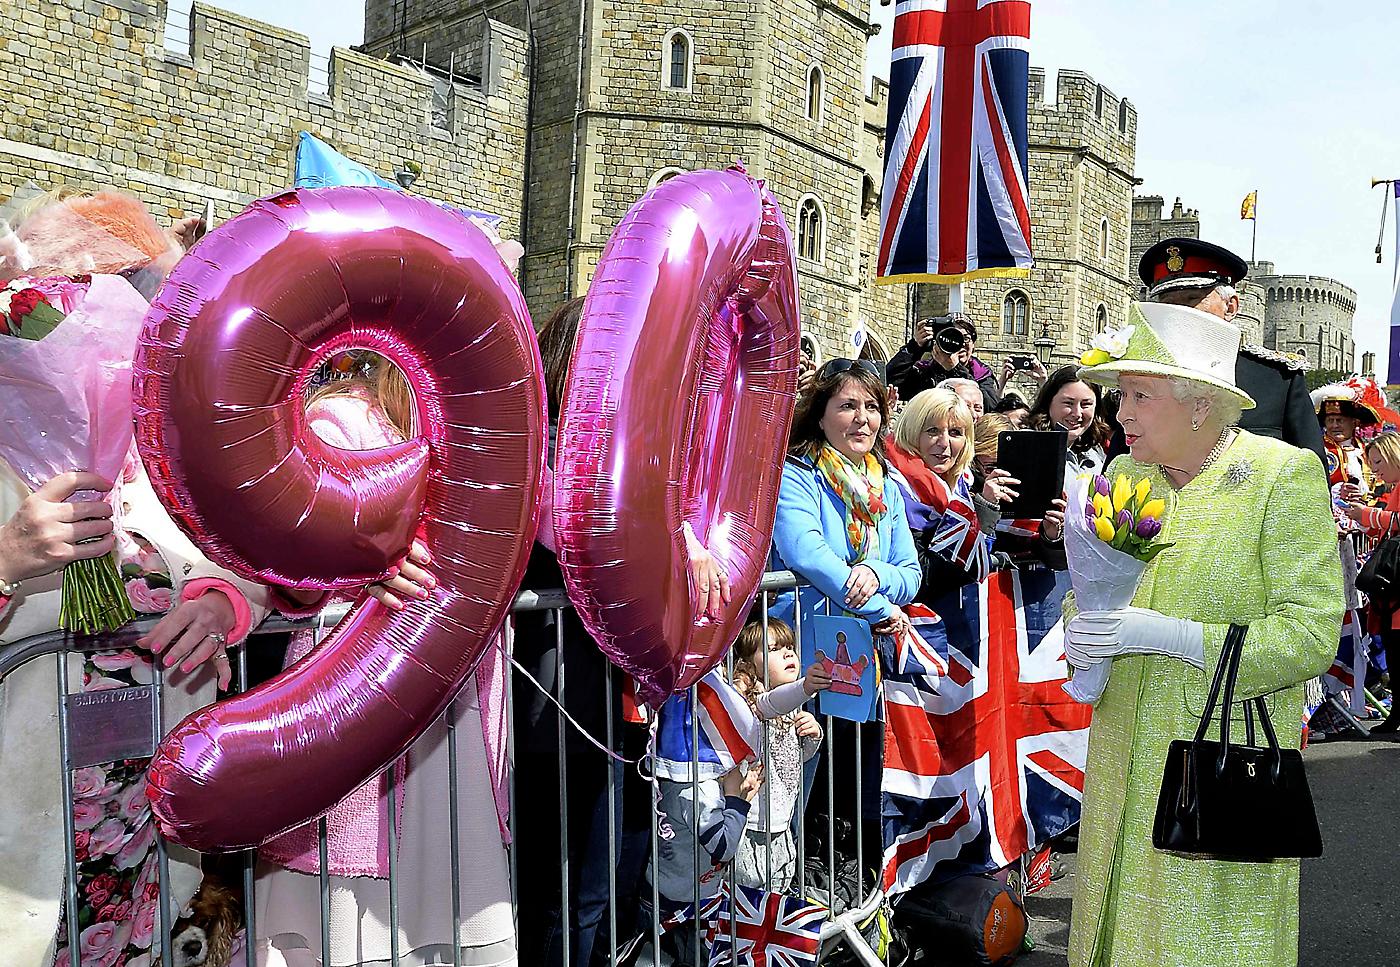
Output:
top-left (181, 578), bottom-right (254, 643)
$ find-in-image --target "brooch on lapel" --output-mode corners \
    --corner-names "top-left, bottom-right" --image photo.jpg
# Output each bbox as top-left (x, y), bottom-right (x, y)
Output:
top-left (1223, 460), bottom-right (1254, 489)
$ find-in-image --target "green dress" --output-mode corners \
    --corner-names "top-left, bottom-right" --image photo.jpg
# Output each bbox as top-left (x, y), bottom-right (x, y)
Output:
top-left (1068, 431), bottom-right (1343, 967)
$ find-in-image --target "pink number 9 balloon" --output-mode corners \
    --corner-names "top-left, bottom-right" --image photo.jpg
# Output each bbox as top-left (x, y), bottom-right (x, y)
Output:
top-left (133, 187), bottom-right (546, 850)
top-left (554, 166), bottom-right (800, 705)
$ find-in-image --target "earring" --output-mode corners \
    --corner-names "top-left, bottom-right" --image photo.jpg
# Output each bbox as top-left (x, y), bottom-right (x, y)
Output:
top-left (1191, 419), bottom-right (1200, 432)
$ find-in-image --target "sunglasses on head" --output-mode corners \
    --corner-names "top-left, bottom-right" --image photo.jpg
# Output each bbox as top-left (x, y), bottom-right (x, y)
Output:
top-left (816, 357), bottom-right (883, 382)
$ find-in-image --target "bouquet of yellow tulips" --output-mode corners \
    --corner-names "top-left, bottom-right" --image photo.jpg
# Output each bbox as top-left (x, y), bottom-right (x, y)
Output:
top-left (1085, 473), bottom-right (1172, 563)
top-left (1061, 472), bottom-right (1172, 704)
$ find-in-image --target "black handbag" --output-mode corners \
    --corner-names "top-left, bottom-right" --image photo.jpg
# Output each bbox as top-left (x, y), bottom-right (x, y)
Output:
top-left (1152, 623), bottom-right (1323, 861)
top-left (1356, 518), bottom-right (1400, 603)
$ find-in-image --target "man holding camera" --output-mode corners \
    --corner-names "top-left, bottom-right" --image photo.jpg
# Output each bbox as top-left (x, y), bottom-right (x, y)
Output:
top-left (887, 314), bottom-right (1004, 412)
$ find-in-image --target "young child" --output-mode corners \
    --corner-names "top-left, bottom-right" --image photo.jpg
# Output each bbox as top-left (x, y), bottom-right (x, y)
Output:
top-left (729, 617), bottom-right (833, 893)
top-left (643, 752), bottom-right (763, 966)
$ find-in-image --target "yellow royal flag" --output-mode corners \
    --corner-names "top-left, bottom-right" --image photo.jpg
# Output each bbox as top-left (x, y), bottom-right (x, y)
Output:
top-left (1240, 190), bottom-right (1258, 220)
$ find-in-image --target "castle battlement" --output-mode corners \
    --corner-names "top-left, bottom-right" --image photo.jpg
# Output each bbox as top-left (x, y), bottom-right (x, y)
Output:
top-left (1028, 67), bottom-right (1135, 169)
top-left (1, 0), bottom-right (529, 239)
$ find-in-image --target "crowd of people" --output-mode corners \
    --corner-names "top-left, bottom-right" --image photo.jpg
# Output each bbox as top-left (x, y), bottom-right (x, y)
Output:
top-left (0, 185), bottom-right (1371, 967)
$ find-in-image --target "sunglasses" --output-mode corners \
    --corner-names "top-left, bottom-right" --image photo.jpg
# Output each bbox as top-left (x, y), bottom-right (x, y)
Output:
top-left (816, 357), bottom-right (883, 382)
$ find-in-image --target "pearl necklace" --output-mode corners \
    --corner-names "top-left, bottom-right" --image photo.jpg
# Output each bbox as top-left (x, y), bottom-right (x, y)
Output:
top-left (1162, 427), bottom-right (1234, 488)
top-left (1198, 427), bottom-right (1234, 476)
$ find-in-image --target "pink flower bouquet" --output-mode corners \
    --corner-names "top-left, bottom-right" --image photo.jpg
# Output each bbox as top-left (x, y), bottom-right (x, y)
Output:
top-left (0, 273), bottom-right (149, 632)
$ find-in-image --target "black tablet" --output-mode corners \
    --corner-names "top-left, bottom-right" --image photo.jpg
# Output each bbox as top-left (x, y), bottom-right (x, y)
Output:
top-left (995, 429), bottom-right (1068, 520)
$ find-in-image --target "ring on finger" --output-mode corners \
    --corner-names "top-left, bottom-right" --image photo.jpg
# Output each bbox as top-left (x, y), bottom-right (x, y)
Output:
top-left (207, 631), bottom-right (228, 648)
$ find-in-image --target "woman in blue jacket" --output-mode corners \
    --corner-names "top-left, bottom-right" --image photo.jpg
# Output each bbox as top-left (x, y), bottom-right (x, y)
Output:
top-left (771, 358), bottom-right (921, 870)
top-left (773, 358), bottom-right (921, 641)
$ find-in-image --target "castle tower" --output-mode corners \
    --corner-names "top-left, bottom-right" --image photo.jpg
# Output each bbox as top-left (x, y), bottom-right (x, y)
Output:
top-left (363, 0), bottom-right (898, 351)
top-left (1253, 267), bottom-right (1357, 371)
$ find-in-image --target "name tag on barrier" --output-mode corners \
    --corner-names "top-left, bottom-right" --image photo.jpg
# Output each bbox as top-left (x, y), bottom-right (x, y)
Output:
top-left (65, 686), bottom-right (158, 768)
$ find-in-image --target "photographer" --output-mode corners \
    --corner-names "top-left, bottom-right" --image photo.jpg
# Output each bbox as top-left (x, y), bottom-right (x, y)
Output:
top-left (887, 314), bottom-right (1002, 412)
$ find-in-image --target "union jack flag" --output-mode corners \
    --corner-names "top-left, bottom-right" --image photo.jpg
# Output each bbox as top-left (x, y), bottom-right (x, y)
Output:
top-left (877, 0), bottom-right (1034, 283)
top-left (1322, 609), bottom-right (1369, 715)
top-left (701, 885), bottom-right (826, 967)
top-left (881, 569), bottom-right (1090, 894)
top-left (653, 669), bottom-right (761, 782)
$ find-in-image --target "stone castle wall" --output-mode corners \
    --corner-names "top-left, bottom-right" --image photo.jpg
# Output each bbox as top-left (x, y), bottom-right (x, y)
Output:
top-left (1258, 272), bottom-right (1357, 371)
top-left (2, 0), bottom-right (528, 246)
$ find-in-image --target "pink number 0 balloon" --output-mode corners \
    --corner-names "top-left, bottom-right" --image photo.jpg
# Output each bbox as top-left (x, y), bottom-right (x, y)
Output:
top-left (133, 187), bottom-right (546, 850)
top-left (554, 166), bottom-right (800, 705)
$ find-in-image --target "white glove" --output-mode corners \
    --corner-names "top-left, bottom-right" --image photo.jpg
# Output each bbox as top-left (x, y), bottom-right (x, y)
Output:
top-left (1064, 607), bottom-right (1205, 671)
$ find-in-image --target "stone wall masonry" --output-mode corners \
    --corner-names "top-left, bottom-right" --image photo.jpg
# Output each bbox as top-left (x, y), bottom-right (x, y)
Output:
top-left (2, 1), bottom-right (529, 242)
top-left (1260, 272), bottom-right (1357, 371)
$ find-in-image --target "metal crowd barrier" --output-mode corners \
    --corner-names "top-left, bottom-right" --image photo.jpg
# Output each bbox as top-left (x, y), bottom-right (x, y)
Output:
top-left (0, 570), bottom-right (887, 967)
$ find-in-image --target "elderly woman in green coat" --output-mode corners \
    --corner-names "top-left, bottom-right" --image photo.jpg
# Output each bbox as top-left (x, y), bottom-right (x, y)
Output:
top-left (1062, 301), bottom-right (1343, 967)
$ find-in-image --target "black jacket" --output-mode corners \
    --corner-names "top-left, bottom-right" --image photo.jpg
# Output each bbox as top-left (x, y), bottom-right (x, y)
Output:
top-left (1235, 346), bottom-right (1325, 464)
top-left (886, 338), bottom-right (1002, 411)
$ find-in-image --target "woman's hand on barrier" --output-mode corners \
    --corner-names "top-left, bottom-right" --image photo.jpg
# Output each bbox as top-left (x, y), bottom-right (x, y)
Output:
top-left (844, 563), bottom-right (879, 609)
top-left (1041, 497), bottom-right (1067, 543)
top-left (723, 760), bottom-right (765, 802)
top-left (981, 469), bottom-right (1019, 506)
top-left (683, 521), bottom-right (732, 621)
top-left (0, 472), bottom-right (115, 586)
top-left (366, 540), bottom-right (435, 612)
top-left (793, 710), bottom-right (823, 741)
top-left (803, 661), bottom-right (834, 695)
top-left (871, 610), bottom-right (913, 641)
top-left (1342, 502), bottom-right (1369, 524)
top-left (139, 592), bottom-right (238, 688)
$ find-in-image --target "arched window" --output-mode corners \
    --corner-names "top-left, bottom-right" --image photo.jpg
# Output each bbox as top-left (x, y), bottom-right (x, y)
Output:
top-left (1299, 323), bottom-right (1305, 339)
top-left (799, 333), bottom-right (822, 366)
top-left (1117, 98), bottom-right (1129, 133)
top-left (662, 30), bottom-right (693, 91)
top-left (796, 195), bottom-right (825, 263)
top-left (1098, 218), bottom-right (1110, 260)
top-left (1002, 290), bottom-right (1029, 336)
top-left (1095, 304), bottom-right (1108, 333)
top-left (648, 166), bottom-right (686, 188)
top-left (806, 65), bottom-right (824, 123)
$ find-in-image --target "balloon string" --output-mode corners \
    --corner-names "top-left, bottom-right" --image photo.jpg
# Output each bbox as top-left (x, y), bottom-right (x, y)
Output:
top-left (501, 645), bottom-right (641, 767)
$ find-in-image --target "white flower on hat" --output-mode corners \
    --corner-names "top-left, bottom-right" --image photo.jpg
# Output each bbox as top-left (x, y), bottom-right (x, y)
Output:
top-left (1091, 324), bottom-right (1135, 359)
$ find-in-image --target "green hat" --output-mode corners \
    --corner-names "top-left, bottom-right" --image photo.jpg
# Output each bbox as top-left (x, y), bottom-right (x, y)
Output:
top-left (1077, 302), bottom-right (1255, 410)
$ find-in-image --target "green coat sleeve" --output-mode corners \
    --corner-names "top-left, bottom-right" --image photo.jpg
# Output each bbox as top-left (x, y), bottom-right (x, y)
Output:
top-left (1195, 447), bottom-right (1343, 703)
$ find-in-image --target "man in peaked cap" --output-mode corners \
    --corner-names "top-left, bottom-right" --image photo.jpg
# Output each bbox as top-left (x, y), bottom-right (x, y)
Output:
top-left (1137, 236), bottom-right (1325, 463)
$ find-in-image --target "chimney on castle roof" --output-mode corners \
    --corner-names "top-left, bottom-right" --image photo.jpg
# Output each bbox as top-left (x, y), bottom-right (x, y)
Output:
top-left (1171, 197), bottom-right (1184, 218)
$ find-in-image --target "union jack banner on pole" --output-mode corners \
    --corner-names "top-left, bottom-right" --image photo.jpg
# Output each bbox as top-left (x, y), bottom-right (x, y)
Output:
top-left (877, 0), bottom-right (1034, 284)
top-left (881, 570), bottom-right (1089, 894)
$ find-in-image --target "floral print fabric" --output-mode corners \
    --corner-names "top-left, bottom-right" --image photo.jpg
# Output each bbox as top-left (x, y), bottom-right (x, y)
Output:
top-left (53, 532), bottom-right (172, 967)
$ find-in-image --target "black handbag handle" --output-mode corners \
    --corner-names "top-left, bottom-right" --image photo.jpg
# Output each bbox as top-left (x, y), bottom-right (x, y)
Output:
top-left (1192, 623), bottom-right (1246, 745)
top-left (1195, 623), bottom-right (1284, 779)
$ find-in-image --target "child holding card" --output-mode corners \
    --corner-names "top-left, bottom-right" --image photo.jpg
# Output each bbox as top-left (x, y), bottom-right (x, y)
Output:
top-left (728, 617), bottom-right (832, 892)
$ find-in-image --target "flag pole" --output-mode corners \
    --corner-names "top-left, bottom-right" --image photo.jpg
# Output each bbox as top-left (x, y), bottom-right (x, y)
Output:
top-left (1250, 194), bottom-right (1258, 263)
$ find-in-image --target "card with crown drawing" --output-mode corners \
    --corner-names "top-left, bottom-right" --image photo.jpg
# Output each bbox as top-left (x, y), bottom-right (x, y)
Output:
top-left (805, 615), bottom-right (878, 723)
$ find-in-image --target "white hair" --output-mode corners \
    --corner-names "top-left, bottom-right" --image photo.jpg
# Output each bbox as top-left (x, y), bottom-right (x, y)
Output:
top-left (937, 377), bottom-right (980, 395)
top-left (1170, 378), bottom-right (1243, 430)
top-left (1213, 283), bottom-right (1238, 302)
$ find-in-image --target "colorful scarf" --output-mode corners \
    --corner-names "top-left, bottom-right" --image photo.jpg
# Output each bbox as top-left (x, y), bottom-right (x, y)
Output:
top-left (808, 441), bottom-right (887, 563)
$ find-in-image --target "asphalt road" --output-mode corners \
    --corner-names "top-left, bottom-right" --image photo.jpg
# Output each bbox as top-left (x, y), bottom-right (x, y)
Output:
top-left (1017, 733), bottom-right (1400, 966)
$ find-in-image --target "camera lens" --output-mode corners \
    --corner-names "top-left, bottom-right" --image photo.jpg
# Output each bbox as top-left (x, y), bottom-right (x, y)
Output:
top-left (934, 327), bottom-right (967, 354)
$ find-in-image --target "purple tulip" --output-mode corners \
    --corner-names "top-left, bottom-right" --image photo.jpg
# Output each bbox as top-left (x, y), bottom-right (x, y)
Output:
top-left (1093, 475), bottom-right (1111, 496)
top-left (1135, 517), bottom-right (1162, 539)
top-left (1116, 509), bottom-right (1133, 529)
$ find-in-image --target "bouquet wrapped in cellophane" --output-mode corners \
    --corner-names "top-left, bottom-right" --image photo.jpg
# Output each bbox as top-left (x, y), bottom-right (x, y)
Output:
top-left (1062, 472), bottom-right (1171, 703)
top-left (0, 188), bottom-right (170, 633)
